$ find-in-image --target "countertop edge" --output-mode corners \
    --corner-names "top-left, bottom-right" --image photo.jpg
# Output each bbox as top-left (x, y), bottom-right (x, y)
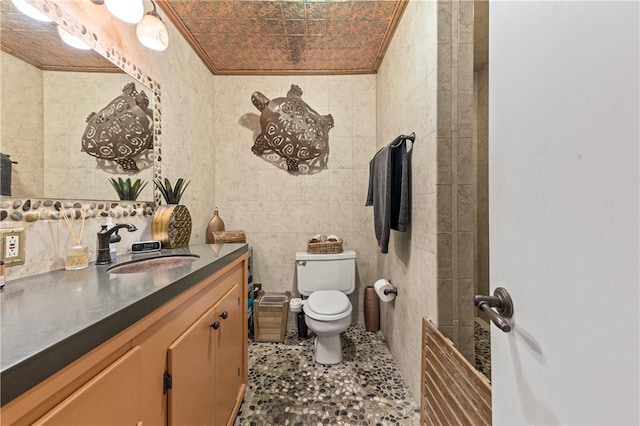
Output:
top-left (0, 244), bottom-right (248, 406)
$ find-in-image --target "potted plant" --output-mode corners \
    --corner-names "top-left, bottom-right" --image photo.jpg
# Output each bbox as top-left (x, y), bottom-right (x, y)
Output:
top-left (151, 177), bottom-right (192, 248)
top-left (109, 177), bottom-right (148, 201)
top-left (153, 177), bottom-right (190, 204)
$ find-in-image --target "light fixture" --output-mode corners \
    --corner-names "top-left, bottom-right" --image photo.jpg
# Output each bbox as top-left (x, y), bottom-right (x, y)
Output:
top-left (57, 26), bottom-right (91, 50)
top-left (136, 1), bottom-right (168, 51)
top-left (104, 0), bottom-right (144, 24)
top-left (10, 0), bottom-right (52, 22)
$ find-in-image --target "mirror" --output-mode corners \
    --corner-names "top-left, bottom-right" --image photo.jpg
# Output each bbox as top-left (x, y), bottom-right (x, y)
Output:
top-left (0, 0), bottom-right (159, 203)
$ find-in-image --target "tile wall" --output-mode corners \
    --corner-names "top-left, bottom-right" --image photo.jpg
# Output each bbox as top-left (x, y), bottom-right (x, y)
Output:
top-left (1, 52), bottom-right (44, 198)
top-left (211, 75), bottom-right (379, 325)
top-left (474, 62), bottom-right (490, 317)
top-left (375, 0), bottom-right (480, 397)
top-left (436, 0), bottom-right (477, 361)
top-left (375, 0), bottom-right (439, 399)
top-left (42, 72), bottom-right (155, 201)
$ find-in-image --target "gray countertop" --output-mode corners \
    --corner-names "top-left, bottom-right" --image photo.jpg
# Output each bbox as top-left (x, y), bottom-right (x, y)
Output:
top-left (0, 243), bottom-right (248, 405)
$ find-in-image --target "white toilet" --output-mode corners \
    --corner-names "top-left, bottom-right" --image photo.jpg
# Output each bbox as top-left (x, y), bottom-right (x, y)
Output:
top-left (295, 250), bottom-right (356, 365)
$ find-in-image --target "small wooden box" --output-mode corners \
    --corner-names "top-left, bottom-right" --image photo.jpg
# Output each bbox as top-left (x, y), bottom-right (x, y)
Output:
top-left (253, 291), bottom-right (290, 342)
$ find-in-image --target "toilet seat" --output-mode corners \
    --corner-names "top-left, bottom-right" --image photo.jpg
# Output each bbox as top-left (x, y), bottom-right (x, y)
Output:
top-left (304, 290), bottom-right (352, 321)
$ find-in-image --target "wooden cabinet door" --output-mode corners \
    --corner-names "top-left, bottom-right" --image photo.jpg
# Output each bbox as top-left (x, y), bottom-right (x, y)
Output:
top-left (167, 303), bottom-right (218, 426)
top-left (167, 276), bottom-right (244, 426)
top-left (33, 346), bottom-right (142, 426)
top-left (214, 284), bottom-right (243, 426)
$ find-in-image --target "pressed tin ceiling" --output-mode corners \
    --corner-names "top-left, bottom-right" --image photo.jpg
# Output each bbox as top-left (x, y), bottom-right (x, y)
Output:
top-left (0, 0), bottom-right (408, 75)
top-left (157, 0), bottom-right (408, 75)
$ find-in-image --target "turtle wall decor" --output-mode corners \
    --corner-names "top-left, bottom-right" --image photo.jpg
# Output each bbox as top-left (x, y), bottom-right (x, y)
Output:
top-left (82, 82), bottom-right (153, 172)
top-left (251, 84), bottom-right (334, 174)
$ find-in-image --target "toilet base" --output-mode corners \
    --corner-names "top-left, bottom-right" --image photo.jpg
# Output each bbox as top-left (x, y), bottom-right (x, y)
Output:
top-left (313, 334), bottom-right (342, 365)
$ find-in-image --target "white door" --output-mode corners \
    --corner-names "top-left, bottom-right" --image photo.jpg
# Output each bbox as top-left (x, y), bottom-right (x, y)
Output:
top-left (489, 1), bottom-right (639, 425)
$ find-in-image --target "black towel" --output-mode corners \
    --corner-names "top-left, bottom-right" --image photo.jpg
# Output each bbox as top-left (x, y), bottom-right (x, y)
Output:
top-left (365, 135), bottom-right (410, 253)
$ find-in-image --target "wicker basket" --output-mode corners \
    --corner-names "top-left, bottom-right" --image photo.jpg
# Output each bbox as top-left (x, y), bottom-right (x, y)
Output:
top-left (254, 291), bottom-right (290, 342)
top-left (307, 238), bottom-right (343, 254)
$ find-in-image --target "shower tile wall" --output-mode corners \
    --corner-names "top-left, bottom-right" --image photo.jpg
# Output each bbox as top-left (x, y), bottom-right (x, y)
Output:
top-left (211, 75), bottom-right (379, 326)
top-left (435, 0), bottom-right (477, 363)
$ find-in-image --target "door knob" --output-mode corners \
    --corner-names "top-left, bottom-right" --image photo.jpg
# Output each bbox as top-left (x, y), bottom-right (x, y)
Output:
top-left (473, 287), bottom-right (514, 333)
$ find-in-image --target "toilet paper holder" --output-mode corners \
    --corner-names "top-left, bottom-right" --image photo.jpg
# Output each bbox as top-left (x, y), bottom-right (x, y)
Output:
top-left (383, 286), bottom-right (398, 296)
top-left (374, 279), bottom-right (398, 302)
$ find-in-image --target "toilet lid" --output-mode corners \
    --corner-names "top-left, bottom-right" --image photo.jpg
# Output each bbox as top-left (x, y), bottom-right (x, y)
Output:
top-left (304, 290), bottom-right (352, 321)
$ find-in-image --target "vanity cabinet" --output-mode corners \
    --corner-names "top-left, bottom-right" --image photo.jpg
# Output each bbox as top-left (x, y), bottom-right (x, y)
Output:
top-left (2, 253), bottom-right (248, 426)
top-left (168, 283), bottom-right (243, 426)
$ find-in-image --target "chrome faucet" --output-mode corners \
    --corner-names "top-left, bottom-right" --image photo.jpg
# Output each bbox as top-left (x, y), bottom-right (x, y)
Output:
top-left (96, 223), bottom-right (138, 265)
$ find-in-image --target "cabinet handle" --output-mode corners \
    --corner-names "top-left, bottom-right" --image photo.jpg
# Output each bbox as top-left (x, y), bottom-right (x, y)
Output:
top-left (220, 311), bottom-right (228, 319)
top-left (211, 321), bottom-right (220, 329)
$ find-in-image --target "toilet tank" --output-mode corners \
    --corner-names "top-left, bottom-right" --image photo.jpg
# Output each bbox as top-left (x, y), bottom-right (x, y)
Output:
top-left (295, 250), bottom-right (356, 296)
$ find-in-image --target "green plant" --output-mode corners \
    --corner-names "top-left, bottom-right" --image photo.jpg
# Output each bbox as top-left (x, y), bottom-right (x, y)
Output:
top-left (109, 177), bottom-right (148, 201)
top-left (154, 177), bottom-right (190, 204)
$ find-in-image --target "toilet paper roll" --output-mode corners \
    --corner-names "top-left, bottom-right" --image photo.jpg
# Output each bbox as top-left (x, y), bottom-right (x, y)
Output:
top-left (289, 297), bottom-right (303, 312)
top-left (374, 279), bottom-right (396, 302)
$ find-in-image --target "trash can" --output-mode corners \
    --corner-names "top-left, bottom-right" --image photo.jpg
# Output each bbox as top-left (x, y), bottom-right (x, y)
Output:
top-left (253, 291), bottom-right (290, 342)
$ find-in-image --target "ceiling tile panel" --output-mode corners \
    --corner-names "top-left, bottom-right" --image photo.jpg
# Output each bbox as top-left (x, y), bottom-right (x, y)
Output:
top-left (326, 20), bottom-right (350, 36)
top-left (254, 2), bottom-right (283, 19)
top-left (281, 2), bottom-right (306, 20)
top-left (285, 19), bottom-right (306, 35)
top-left (306, 20), bottom-right (327, 36)
top-left (327, 2), bottom-right (354, 20)
top-left (305, 2), bottom-right (328, 19)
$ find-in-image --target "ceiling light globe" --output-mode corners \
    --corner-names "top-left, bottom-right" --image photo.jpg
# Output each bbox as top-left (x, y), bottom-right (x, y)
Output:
top-left (104, 0), bottom-right (144, 24)
top-left (136, 12), bottom-right (169, 51)
top-left (10, 0), bottom-right (52, 22)
top-left (56, 26), bottom-right (92, 50)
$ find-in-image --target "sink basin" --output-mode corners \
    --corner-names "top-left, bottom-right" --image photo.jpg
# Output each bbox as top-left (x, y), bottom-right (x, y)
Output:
top-left (107, 254), bottom-right (200, 274)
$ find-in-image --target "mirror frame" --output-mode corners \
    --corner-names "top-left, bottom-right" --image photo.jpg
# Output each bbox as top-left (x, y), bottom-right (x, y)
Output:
top-left (1, 0), bottom-right (162, 224)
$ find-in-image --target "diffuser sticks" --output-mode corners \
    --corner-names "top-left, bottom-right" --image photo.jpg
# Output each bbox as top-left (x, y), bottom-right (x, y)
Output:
top-left (60, 205), bottom-right (89, 270)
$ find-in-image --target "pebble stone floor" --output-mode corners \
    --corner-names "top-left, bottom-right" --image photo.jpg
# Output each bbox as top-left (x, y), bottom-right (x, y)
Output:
top-left (234, 325), bottom-right (421, 426)
top-left (474, 320), bottom-right (491, 381)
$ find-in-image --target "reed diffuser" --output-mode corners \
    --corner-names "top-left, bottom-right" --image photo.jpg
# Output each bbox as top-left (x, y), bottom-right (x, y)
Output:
top-left (60, 204), bottom-right (89, 270)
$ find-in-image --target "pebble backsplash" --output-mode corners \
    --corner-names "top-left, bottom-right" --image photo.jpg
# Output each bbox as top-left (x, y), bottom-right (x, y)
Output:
top-left (235, 325), bottom-right (420, 426)
top-left (0, 198), bottom-right (154, 223)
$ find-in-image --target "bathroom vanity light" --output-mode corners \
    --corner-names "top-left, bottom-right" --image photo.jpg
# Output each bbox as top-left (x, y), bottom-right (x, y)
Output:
top-left (104, 0), bottom-right (144, 24)
top-left (56, 26), bottom-right (91, 50)
top-left (10, 0), bottom-right (51, 22)
top-left (136, 1), bottom-right (169, 51)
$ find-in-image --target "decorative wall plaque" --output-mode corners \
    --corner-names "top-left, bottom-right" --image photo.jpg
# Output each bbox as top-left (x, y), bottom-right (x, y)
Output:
top-left (251, 84), bottom-right (333, 174)
top-left (82, 83), bottom-right (153, 172)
